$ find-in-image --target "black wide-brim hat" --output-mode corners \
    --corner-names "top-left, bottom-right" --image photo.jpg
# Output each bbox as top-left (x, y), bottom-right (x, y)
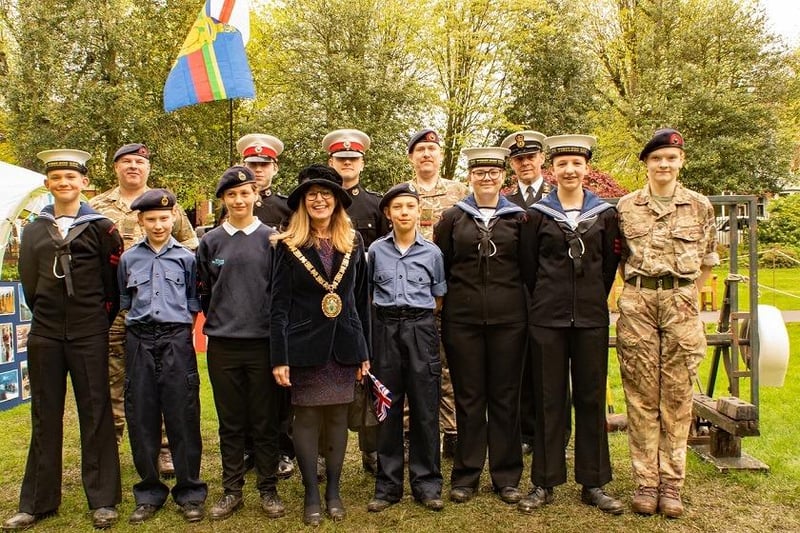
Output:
top-left (287, 168), bottom-right (352, 211)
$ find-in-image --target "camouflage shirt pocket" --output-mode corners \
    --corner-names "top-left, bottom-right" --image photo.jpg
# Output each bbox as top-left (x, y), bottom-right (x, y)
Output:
top-left (671, 223), bottom-right (703, 274)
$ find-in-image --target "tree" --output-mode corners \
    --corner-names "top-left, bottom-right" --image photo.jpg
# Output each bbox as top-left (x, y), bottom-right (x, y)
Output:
top-left (581, 0), bottom-right (792, 195)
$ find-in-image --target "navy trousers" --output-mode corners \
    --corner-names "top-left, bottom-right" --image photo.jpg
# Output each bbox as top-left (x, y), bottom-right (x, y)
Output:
top-left (373, 308), bottom-right (442, 502)
top-left (125, 323), bottom-right (207, 506)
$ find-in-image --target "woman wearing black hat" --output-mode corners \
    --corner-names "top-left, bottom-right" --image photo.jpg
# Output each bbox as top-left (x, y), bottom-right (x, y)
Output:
top-left (270, 165), bottom-right (371, 526)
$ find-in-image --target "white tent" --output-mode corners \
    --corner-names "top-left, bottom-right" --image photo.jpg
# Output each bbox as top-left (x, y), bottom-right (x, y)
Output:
top-left (0, 161), bottom-right (50, 276)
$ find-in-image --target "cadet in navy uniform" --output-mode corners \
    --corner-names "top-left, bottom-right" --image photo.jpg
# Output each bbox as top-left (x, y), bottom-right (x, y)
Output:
top-left (5, 149), bottom-right (122, 531)
top-left (235, 133), bottom-right (292, 230)
top-left (518, 135), bottom-right (623, 515)
top-left (197, 167), bottom-right (284, 521)
top-left (323, 128), bottom-right (388, 475)
top-left (118, 189), bottom-right (207, 524)
top-left (434, 147), bottom-right (532, 506)
top-left (236, 133), bottom-right (295, 479)
top-left (366, 183), bottom-right (447, 514)
top-left (323, 129), bottom-right (389, 249)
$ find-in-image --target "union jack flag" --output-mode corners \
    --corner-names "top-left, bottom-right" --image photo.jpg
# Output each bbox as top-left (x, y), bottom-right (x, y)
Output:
top-left (366, 371), bottom-right (392, 423)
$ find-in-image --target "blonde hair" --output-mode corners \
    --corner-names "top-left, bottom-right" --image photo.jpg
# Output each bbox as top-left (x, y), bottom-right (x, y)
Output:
top-left (272, 200), bottom-right (355, 253)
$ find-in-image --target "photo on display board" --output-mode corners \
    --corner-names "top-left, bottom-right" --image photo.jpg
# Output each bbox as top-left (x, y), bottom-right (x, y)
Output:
top-left (20, 361), bottom-right (29, 400)
top-left (0, 369), bottom-right (20, 403)
top-left (0, 323), bottom-right (14, 363)
top-left (18, 286), bottom-right (32, 322)
top-left (16, 324), bottom-right (30, 353)
top-left (0, 287), bottom-right (15, 317)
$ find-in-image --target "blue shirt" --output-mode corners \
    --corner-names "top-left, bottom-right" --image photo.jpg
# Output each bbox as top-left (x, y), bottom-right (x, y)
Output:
top-left (118, 236), bottom-right (200, 325)
top-left (368, 231), bottom-right (447, 309)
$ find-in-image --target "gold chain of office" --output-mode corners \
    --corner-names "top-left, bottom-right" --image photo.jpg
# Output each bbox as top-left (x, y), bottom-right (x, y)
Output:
top-left (286, 243), bottom-right (351, 318)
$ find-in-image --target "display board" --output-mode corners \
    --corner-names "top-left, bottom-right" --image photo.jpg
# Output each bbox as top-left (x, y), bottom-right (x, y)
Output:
top-left (0, 281), bottom-right (30, 411)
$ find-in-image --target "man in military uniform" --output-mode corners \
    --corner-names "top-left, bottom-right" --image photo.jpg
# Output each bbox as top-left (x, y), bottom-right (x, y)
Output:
top-left (405, 129), bottom-right (467, 458)
top-left (500, 130), bottom-right (551, 456)
top-left (234, 134), bottom-right (291, 230)
top-left (500, 130), bottom-right (550, 209)
top-left (616, 129), bottom-right (718, 518)
top-left (323, 129), bottom-right (388, 475)
top-left (90, 143), bottom-right (198, 477)
top-left (235, 133), bottom-right (295, 479)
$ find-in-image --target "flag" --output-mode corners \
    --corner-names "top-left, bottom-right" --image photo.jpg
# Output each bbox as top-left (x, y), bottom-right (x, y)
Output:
top-left (365, 371), bottom-right (392, 423)
top-left (163, 0), bottom-right (255, 112)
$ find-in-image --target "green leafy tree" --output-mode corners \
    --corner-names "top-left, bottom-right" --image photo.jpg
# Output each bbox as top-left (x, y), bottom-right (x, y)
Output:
top-left (758, 194), bottom-right (800, 248)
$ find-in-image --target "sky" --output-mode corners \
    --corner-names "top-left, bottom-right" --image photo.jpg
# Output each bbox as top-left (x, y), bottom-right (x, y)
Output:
top-left (761, 0), bottom-right (800, 45)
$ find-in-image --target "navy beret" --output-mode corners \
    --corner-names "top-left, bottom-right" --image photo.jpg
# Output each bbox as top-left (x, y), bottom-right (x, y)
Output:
top-left (130, 189), bottom-right (176, 212)
top-left (639, 128), bottom-right (684, 161)
top-left (113, 143), bottom-right (150, 162)
top-left (379, 182), bottom-right (420, 211)
top-left (407, 129), bottom-right (441, 153)
top-left (215, 165), bottom-right (256, 198)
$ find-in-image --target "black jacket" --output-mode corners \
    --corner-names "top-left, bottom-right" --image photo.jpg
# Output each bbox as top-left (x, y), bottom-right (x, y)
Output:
top-left (345, 183), bottom-right (389, 249)
top-left (525, 189), bottom-right (620, 328)
top-left (19, 203), bottom-right (122, 340)
top-left (270, 232), bottom-right (371, 367)
top-left (433, 195), bottom-right (533, 325)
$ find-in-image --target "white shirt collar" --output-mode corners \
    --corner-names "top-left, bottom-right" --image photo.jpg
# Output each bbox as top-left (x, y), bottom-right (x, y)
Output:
top-left (222, 218), bottom-right (262, 236)
top-left (518, 176), bottom-right (544, 196)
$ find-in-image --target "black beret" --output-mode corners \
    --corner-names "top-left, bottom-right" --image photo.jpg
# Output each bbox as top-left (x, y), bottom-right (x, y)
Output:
top-left (407, 128), bottom-right (441, 153)
top-left (287, 164), bottom-right (351, 211)
top-left (639, 128), bottom-right (684, 161)
top-left (215, 165), bottom-right (256, 198)
top-left (379, 182), bottom-right (420, 211)
top-left (130, 189), bottom-right (176, 212)
top-left (113, 143), bottom-right (150, 162)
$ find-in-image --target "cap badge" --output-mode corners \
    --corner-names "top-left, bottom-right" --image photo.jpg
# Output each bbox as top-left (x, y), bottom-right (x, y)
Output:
top-left (238, 171), bottom-right (247, 181)
top-left (160, 195), bottom-right (169, 206)
top-left (424, 131), bottom-right (437, 142)
top-left (137, 147), bottom-right (149, 157)
top-left (670, 133), bottom-right (683, 145)
top-left (254, 145), bottom-right (263, 153)
top-left (408, 183), bottom-right (416, 193)
top-left (343, 140), bottom-right (351, 150)
top-left (515, 134), bottom-right (526, 148)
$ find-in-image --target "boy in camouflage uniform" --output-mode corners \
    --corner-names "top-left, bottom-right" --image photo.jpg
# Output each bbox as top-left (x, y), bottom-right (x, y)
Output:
top-left (616, 129), bottom-right (718, 518)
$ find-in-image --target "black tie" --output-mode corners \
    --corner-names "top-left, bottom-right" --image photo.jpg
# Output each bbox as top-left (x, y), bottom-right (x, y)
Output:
top-left (525, 185), bottom-right (536, 206)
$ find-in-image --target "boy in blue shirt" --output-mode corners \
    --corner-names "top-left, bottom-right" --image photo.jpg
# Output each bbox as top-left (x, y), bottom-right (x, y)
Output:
top-left (118, 189), bottom-right (207, 524)
top-left (366, 183), bottom-right (447, 513)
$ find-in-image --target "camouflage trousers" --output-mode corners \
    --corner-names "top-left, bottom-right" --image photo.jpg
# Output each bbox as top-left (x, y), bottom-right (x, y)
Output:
top-left (616, 281), bottom-right (706, 489)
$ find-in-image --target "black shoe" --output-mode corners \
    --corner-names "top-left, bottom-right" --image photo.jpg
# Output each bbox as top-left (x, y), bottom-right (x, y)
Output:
top-left (581, 486), bottom-right (624, 515)
top-left (419, 497), bottom-right (444, 511)
top-left (181, 502), bottom-right (205, 523)
top-left (442, 433), bottom-right (457, 459)
top-left (243, 451), bottom-right (255, 473)
top-left (92, 507), bottom-right (118, 529)
top-left (128, 504), bottom-right (158, 525)
top-left (521, 442), bottom-right (533, 455)
top-left (2, 511), bottom-right (53, 530)
top-left (449, 487), bottom-right (475, 503)
top-left (367, 498), bottom-right (395, 513)
top-left (361, 451), bottom-right (378, 476)
top-left (303, 505), bottom-right (322, 527)
top-left (517, 486), bottom-right (554, 513)
top-left (209, 493), bottom-right (243, 521)
top-left (261, 491), bottom-right (286, 518)
top-left (497, 486), bottom-right (522, 504)
top-left (325, 500), bottom-right (346, 522)
top-left (277, 454), bottom-right (294, 479)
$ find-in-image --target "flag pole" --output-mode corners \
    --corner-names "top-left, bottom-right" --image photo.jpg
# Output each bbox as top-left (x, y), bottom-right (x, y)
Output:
top-left (229, 100), bottom-right (235, 165)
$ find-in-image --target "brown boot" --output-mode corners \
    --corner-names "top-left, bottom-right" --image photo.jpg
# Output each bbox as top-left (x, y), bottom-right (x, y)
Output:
top-left (631, 485), bottom-right (658, 515)
top-left (658, 484), bottom-right (684, 518)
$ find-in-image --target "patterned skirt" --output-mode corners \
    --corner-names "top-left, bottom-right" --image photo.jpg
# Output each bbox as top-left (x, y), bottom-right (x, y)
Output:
top-left (291, 358), bottom-right (357, 407)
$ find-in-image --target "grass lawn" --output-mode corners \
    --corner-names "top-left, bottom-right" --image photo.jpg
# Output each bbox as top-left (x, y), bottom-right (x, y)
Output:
top-left (709, 266), bottom-right (800, 311)
top-left (1, 326), bottom-right (798, 532)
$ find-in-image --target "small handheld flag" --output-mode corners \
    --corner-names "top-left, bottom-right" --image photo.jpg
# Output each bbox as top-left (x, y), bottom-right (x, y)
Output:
top-left (163, 0), bottom-right (255, 112)
top-left (365, 371), bottom-right (392, 423)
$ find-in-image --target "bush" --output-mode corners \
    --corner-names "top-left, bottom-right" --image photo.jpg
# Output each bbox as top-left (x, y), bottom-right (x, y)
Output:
top-left (759, 194), bottom-right (800, 247)
top-left (758, 245), bottom-right (800, 269)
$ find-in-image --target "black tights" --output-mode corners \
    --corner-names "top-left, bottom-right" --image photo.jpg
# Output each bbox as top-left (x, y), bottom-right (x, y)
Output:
top-left (293, 404), bottom-right (349, 510)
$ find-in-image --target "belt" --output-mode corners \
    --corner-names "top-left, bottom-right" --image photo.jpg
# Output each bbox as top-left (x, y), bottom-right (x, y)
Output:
top-left (128, 322), bottom-right (191, 335)
top-left (375, 306), bottom-right (432, 320)
top-left (626, 275), bottom-right (693, 290)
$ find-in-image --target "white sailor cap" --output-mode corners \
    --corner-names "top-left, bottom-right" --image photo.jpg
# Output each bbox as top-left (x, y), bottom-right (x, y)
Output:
top-left (37, 149), bottom-right (92, 174)
top-left (462, 147), bottom-right (510, 168)
top-left (236, 133), bottom-right (284, 163)
top-left (322, 129), bottom-right (371, 158)
top-left (544, 134), bottom-right (597, 160)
